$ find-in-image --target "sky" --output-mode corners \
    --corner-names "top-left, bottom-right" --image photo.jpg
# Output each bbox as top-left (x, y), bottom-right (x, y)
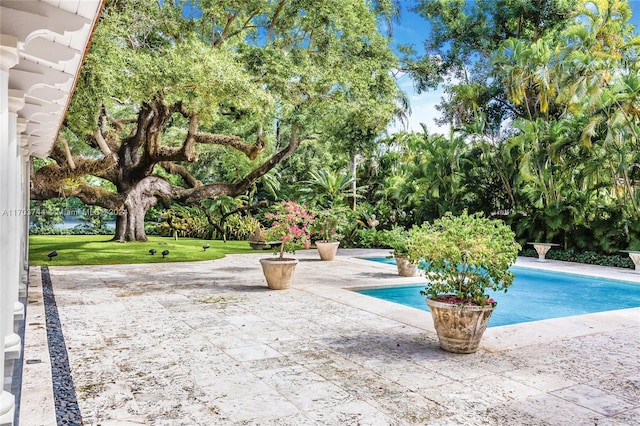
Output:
top-left (390, 0), bottom-right (640, 135)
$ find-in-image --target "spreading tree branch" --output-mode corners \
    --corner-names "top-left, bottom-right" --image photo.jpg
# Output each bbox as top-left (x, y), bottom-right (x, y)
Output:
top-left (92, 129), bottom-right (114, 157)
top-left (220, 200), bottom-right (268, 221)
top-left (179, 125), bottom-right (303, 203)
top-left (34, 143), bottom-right (118, 191)
top-left (60, 139), bottom-right (76, 170)
top-left (192, 130), bottom-right (265, 160)
top-left (214, 11), bottom-right (238, 47)
top-left (70, 183), bottom-right (123, 211)
top-left (214, 10), bottom-right (258, 48)
top-left (267, 1), bottom-right (286, 42)
top-left (49, 141), bottom-right (69, 167)
top-left (159, 161), bottom-right (201, 188)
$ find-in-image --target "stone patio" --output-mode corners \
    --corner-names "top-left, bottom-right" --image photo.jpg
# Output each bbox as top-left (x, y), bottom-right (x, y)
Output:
top-left (19, 249), bottom-right (640, 425)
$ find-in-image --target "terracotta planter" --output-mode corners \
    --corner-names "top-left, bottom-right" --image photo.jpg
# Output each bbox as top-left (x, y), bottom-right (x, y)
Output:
top-left (394, 254), bottom-right (418, 277)
top-left (259, 258), bottom-right (298, 290)
top-left (315, 241), bottom-right (340, 261)
top-left (426, 298), bottom-right (494, 354)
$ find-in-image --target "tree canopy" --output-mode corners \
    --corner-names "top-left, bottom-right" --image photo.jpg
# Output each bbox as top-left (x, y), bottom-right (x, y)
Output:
top-left (32, 0), bottom-right (640, 255)
top-left (32, 0), bottom-right (399, 241)
top-left (380, 0), bottom-right (640, 251)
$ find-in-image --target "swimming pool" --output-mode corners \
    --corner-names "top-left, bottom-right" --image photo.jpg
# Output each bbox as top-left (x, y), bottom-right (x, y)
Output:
top-left (355, 263), bottom-right (640, 327)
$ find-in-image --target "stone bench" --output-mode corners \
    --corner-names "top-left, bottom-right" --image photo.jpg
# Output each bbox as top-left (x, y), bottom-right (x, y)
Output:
top-left (620, 250), bottom-right (640, 272)
top-left (249, 241), bottom-right (282, 250)
top-left (527, 242), bottom-right (559, 261)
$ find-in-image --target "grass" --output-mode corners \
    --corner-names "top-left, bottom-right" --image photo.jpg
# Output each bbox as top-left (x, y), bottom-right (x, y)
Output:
top-left (29, 235), bottom-right (259, 266)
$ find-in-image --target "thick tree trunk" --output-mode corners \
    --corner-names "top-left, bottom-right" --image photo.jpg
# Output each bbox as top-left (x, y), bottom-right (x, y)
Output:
top-left (113, 203), bottom-right (149, 242)
top-left (112, 177), bottom-right (173, 242)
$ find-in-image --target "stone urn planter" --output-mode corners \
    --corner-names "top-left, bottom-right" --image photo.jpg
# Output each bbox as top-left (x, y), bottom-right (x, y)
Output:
top-left (259, 258), bottom-right (299, 290)
top-left (378, 226), bottom-right (417, 277)
top-left (310, 206), bottom-right (350, 261)
top-left (394, 253), bottom-right (418, 277)
top-left (426, 298), bottom-right (494, 354)
top-left (315, 241), bottom-right (340, 261)
top-left (260, 201), bottom-right (314, 290)
top-left (406, 211), bottom-right (520, 354)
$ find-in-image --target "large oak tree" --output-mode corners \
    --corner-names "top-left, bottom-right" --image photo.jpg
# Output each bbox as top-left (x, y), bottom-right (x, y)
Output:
top-left (32, 0), bottom-right (399, 241)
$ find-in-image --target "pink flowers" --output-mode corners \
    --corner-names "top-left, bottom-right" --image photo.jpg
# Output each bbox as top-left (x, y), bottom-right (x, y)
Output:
top-left (265, 201), bottom-right (314, 258)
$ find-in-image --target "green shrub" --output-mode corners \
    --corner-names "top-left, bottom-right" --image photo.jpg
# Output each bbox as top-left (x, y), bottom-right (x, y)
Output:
top-left (224, 214), bottom-right (261, 241)
top-left (144, 222), bottom-right (161, 236)
top-left (408, 211), bottom-right (520, 306)
top-left (29, 199), bottom-right (64, 234)
top-left (349, 228), bottom-right (386, 248)
top-left (520, 248), bottom-right (634, 269)
top-left (310, 206), bottom-right (353, 242)
top-left (160, 205), bottom-right (212, 239)
top-left (377, 225), bottom-right (411, 255)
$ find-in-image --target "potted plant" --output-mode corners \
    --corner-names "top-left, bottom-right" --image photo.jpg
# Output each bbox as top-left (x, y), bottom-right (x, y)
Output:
top-left (260, 201), bottom-right (314, 289)
top-left (311, 206), bottom-right (351, 261)
top-left (406, 211), bottom-right (520, 353)
top-left (380, 225), bottom-right (418, 277)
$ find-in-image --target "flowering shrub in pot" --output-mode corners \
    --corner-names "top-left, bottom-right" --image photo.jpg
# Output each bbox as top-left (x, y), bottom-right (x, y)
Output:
top-left (379, 225), bottom-right (417, 277)
top-left (406, 211), bottom-right (520, 353)
top-left (260, 201), bottom-right (314, 289)
top-left (311, 206), bottom-right (351, 260)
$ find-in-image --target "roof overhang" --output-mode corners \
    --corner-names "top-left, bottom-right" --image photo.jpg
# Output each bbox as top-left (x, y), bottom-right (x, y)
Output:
top-left (1, 0), bottom-right (104, 158)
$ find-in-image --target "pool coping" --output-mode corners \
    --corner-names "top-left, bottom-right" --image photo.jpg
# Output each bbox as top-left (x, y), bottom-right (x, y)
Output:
top-left (307, 254), bottom-right (640, 353)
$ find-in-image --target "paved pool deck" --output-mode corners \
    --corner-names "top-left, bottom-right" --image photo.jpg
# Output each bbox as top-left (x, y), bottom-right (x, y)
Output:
top-left (19, 250), bottom-right (640, 425)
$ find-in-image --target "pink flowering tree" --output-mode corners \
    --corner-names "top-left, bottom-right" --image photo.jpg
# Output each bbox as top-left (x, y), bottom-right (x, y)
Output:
top-left (264, 201), bottom-right (315, 259)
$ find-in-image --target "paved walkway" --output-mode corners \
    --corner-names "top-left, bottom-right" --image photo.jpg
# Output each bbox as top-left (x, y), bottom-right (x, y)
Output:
top-left (20, 249), bottom-right (640, 425)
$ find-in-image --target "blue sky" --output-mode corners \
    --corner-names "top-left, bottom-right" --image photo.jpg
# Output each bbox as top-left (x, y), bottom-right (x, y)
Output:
top-left (391, 0), bottom-right (640, 134)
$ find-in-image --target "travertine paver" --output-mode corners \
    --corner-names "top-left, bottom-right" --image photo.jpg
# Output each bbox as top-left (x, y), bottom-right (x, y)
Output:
top-left (20, 249), bottom-right (640, 425)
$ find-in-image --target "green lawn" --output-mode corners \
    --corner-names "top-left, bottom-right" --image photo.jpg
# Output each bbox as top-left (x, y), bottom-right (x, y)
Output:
top-left (29, 235), bottom-right (257, 266)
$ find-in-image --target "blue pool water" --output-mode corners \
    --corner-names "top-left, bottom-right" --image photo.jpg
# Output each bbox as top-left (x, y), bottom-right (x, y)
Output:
top-left (357, 260), bottom-right (640, 327)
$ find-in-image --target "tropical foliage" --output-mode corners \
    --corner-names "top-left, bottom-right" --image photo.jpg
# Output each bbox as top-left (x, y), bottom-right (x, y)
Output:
top-left (364, 0), bottom-right (640, 254)
top-left (35, 0), bottom-right (640, 263)
top-left (378, 226), bottom-right (412, 256)
top-left (159, 205), bottom-right (212, 239)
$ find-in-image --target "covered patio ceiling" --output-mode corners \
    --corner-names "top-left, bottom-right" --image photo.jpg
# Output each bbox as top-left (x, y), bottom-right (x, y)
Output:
top-left (1, 0), bottom-right (103, 158)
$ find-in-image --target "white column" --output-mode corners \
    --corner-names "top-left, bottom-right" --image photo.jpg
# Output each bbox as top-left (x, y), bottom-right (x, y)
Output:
top-left (4, 92), bottom-right (23, 359)
top-left (0, 33), bottom-right (18, 426)
top-left (9, 92), bottom-right (25, 324)
top-left (19, 126), bottom-right (29, 299)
